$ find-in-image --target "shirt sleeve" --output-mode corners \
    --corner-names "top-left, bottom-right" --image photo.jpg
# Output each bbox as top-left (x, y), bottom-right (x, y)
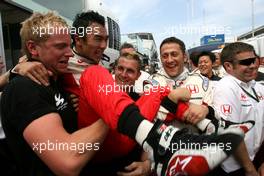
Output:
top-left (2, 77), bottom-right (57, 133)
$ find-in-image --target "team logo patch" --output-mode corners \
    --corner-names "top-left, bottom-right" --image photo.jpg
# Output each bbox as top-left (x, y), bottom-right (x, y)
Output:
top-left (165, 155), bottom-right (210, 176)
top-left (167, 156), bottom-right (191, 176)
top-left (176, 80), bottom-right (184, 87)
top-left (257, 92), bottom-right (264, 100)
top-left (186, 84), bottom-right (199, 94)
top-left (240, 93), bottom-right (248, 101)
top-left (202, 77), bottom-right (209, 91)
top-left (166, 80), bottom-right (176, 89)
top-left (54, 93), bottom-right (68, 111)
top-left (77, 59), bottom-right (83, 63)
top-left (221, 104), bottom-right (232, 115)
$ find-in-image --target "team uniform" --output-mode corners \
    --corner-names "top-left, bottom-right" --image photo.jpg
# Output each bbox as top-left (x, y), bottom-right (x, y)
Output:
top-left (213, 74), bottom-right (264, 173)
top-left (1, 75), bottom-right (77, 176)
top-left (63, 53), bottom-right (189, 175)
top-left (213, 65), bottom-right (226, 78)
top-left (62, 54), bottom-right (246, 176)
top-left (149, 68), bottom-right (213, 105)
top-left (78, 65), bottom-right (244, 176)
top-left (147, 68), bottom-right (214, 131)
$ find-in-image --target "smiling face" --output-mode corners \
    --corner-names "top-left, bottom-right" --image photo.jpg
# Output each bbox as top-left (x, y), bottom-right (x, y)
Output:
top-left (75, 22), bottom-right (108, 63)
top-left (198, 55), bottom-right (213, 78)
top-left (160, 43), bottom-right (186, 77)
top-left (115, 57), bottom-right (141, 87)
top-left (230, 51), bottom-right (257, 83)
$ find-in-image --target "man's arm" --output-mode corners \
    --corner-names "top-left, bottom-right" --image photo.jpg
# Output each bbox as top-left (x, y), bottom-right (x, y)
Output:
top-left (0, 70), bottom-right (10, 88)
top-left (258, 163), bottom-right (264, 176)
top-left (0, 58), bottom-right (51, 88)
top-left (23, 113), bottom-right (108, 176)
top-left (12, 61), bottom-right (51, 86)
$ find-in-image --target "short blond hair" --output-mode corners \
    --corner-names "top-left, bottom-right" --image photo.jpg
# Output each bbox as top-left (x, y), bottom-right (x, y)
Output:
top-left (20, 11), bottom-right (69, 58)
top-left (118, 53), bottom-right (142, 71)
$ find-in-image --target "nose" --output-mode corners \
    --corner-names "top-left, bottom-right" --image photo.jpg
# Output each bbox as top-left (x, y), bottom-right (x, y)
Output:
top-left (100, 39), bottom-right (107, 50)
top-left (166, 54), bottom-right (174, 63)
top-left (200, 62), bottom-right (206, 66)
top-left (65, 47), bottom-right (74, 57)
top-left (120, 70), bottom-right (127, 78)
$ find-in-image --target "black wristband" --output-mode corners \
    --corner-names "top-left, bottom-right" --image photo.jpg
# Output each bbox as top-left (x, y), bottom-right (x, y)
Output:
top-left (118, 104), bottom-right (145, 139)
top-left (205, 106), bottom-right (215, 120)
top-left (161, 96), bottom-right (178, 114)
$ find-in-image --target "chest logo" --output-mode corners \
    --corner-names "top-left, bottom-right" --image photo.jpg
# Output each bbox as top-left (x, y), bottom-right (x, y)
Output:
top-left (77, 59), bottom-right (83, 64)
top-left (55, 94), bottom-right (65, 107)
top-left (240, 93), bottom-right (248, 101)
top-left (186, 84), bottom-right (199, 94)
top-left (221, 104), bottom-right (232, 115)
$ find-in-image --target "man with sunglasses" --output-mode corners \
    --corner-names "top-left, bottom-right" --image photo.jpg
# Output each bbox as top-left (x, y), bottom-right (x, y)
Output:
top-left (212, 42), bottom-right (264, 175)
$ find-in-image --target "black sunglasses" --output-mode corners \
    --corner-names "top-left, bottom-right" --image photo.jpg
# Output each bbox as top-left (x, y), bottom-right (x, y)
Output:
top-left (237, 57), bottom-right (256, 66)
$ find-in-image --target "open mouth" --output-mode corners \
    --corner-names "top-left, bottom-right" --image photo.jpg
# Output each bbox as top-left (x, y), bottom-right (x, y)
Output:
top-left (59, 60), bottom-right (68, 64)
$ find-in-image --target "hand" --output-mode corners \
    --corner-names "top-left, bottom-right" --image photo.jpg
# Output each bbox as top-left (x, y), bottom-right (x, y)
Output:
top-left (117, 160), bottom-right (151, 176)
top-left (13, 61), bottom-right (52, 86)
top-left (259, 163), bottom-right (264, 176)
top-left (245, 168), bottom-right (259, 176)
top-left (168, 88), bottom-right (191, 103)
top-left (183, 104), bottom-right (208, 125)
top-left (69, 94), bottom-right (79, 112)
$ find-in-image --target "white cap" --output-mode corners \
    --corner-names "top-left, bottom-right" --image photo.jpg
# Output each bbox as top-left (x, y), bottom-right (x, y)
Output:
top-left (211, 49), bottom-right (222, 53)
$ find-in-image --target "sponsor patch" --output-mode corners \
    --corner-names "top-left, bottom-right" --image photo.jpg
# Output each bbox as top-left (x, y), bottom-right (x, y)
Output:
top-left (221, 104), bottom-right (232, 115)
top-left (186, 84), bottom-right (199, 94)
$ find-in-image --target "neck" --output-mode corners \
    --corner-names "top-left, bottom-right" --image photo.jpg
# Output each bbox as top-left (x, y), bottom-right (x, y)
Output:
top-left (72, 47), bottom-right (98, 65)
top-left (208, 71), bottom-right (213, 79)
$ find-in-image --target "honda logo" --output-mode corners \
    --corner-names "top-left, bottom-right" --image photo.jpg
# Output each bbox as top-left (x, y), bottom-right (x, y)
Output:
top-left (186, 84), bottom-right (199, 94)
top-left (221, 104), bottom-right (232, 115)
top-left (240, 93), bottom-right (248, 101)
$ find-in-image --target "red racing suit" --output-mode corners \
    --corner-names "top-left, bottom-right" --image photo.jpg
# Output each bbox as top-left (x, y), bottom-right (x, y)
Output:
top-left (63, 54), bottom-right (189, 162)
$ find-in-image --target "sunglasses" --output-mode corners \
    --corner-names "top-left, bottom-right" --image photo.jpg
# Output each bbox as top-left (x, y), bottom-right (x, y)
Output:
top-left (237, 57), bottom-right (256, 66)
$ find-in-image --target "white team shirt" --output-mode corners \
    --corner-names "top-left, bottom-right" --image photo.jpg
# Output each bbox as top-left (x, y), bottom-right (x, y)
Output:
top-left (213, 74), bottom-right (264, 172)
top-left (149, 68), bottom-right (213, 106)
top-left (147, 68), bottom-right (213, 131)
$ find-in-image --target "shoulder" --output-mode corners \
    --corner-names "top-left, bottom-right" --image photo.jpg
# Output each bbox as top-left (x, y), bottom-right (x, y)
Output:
top-left (2, 75), bottom-right (52, 104)
top-left (214, 76), bottom-right (237, 91)
top-left (255, 81), bottom-right (264, 90)
top-left (149, 72), bottom-right (169, 85)
top-left (82, 65), bottom-right (109, 76)
top-left (188, 72), bottom-right (207, 80)
top-left (186, 72), bottom-right (211, 91)
top-left (4, 75), bottom-right (43, 93)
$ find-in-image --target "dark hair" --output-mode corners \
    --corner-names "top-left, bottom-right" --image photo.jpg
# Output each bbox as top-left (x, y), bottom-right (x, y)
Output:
top-left (221, 42), bottom-right (255, 64)
top-left (160, 37), bottom-right (186, 54)
top-left (117, 53), bottom-right (142, 71)
top-left (71, 11), bottom-right (105, 46)
top-left (198, 51), bottom-right (216, 63)
top-left (189, 51), bottom-right (201, 67)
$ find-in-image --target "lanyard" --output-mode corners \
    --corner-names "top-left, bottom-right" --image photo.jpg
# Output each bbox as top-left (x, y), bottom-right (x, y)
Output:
top-left (237, 83), bottom-right (259, 102)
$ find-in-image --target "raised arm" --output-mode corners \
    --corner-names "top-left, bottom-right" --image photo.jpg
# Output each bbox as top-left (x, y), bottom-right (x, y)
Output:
top-left (23, 114), bottom-right (108, 176)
